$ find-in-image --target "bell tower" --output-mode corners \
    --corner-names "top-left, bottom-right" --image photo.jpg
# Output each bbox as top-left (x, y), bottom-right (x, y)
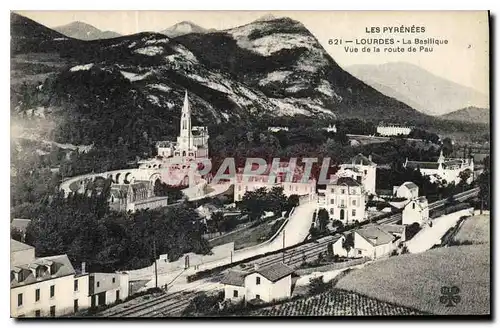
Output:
top-left (178, 90), bottom-right (193, 150)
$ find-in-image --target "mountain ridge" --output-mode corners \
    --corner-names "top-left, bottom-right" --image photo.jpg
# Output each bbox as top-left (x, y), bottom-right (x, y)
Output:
top-left (346, 62), bottom-right (489, 116)
top-left (53, 21), bottom-right (121, 40)
top-left (439, 106), bottom-right (489, 124)
top-left (11, 13), bottom-right (431, 150)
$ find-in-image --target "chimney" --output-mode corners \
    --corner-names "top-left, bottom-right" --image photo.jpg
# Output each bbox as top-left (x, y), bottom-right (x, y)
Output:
top-left (81, 262), bottom-right (86, 274)
top-left (368, 155), bottom-right (372, 162)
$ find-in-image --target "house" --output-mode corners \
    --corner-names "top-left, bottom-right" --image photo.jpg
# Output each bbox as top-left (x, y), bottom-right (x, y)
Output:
top-left (393, 182), bottom-right (419, 200)
top-left (402, 196), bottom-right (430, 226)
top-left (353, 226), bottom-right (395, 259)
top-left (88, 272), bottom-right (129, 308)
top-left (321, 176), bottom-right (366, 224)
top-left (221, 263), bottom-right (295, 303)
top-left (10, 240), bottom-right (90, 318)
top-left (338, 153), bottom-right (377, 195)
top-left (404, 150), bottom-right (474, 185)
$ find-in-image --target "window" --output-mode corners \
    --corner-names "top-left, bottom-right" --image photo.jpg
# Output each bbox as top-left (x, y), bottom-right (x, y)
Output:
top-left (256, 294), bottom-right (261, 300)
top-left (352, 209), bottom-right (356, 217)
top-left (112, 277), bottom-right (116, 284)
top-left (17, 293), bottom-right (23, 307)
top-left (256, 277), bottom-right (261, 285)
top-left (50, 306), bottom-right (56, 317)
top-left (233, 290), bottom-right (239, 298)
top-left (330, 199), bottom-right (334, 204)
top-left (364, 170), bottom-right (367, 175)
top-left (97, 282), bottom-right (100, 288)
top-left (341, 189), bottom-right (345, 194)
top-left (50, 285), bottom-right (55, 298)
top-left (341, 200), bottom-right (345, 207)
top-left (412, 203), bottom-right (416, 209)
top-left (352, 189), bottom-right (357, 195)
top-left (331, 188), bottom-right (334, 193)
top-left (74, 279), bottom-right (79, 292)
top-left (35, 310), bottom-right (41, 317)
top-left (74, 299), bottom-right (79, 313)
top-left (352, 200), bottom-right (356, 206)
top-left (330, 208), bottom-right (334, 214)
top-left (358, 250), bottom-right (362, 255)
top-left (116, 290), bottom-right (120, 301)
top-left (35, 289), bottom-right (40, 302)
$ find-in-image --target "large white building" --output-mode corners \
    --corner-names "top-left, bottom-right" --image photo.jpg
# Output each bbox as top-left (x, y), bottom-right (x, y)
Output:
top-left (89, 272), bottom-right (129, 308)
top-left (404, 150), bottom-right (474, 185)
top-left (221, 263), bottom-right (294, 304)
top-left (234, 163), bottom-right (316, 203)
top-left (376, 124), bottom-right (412, 137)
top-left (338, 154), bottom-right (377, 195)
top-left (321, 176), bottom-right (366, 224)
top-left (10, 240), bottom-right (90, 318)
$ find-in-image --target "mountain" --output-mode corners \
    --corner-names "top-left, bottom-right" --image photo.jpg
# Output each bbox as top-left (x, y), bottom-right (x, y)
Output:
top-left (53, 21), bottom-right (121, 40)
top-left (160, 21), bottom-right (211, 38)
top-left (440, 106), bottom-right (490, 124)
top-left (11, 13), bottom-right (428, 150)
top-left (174, 17), bottom-right (422, 120)
top-left (346, 62), bottom-right (489, 116)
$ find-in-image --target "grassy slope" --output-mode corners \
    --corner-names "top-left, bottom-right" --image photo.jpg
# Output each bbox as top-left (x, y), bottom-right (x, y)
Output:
top-left (453, 214), bottom-right (490, 244)
top-left (336, 244), bottom-right (490, 315)
top-left (209, 218), bottom-right (284, 250)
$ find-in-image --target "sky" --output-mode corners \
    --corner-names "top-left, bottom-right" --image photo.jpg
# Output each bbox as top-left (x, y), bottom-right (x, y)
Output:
top-left (16, 10), bottom-right (489, 95)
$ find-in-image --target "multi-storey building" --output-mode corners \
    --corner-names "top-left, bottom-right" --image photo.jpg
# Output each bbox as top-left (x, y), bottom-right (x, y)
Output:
top-left (10, 240), bottom-right (90, 318)
top-left (233, 163), bottom-right (316, 203)
top-left (338, 153), bottom-right (377, 195)
top-left (376, 124), bottom-right (412, 136)
top-left (321, 176), bottom-right (366, 224)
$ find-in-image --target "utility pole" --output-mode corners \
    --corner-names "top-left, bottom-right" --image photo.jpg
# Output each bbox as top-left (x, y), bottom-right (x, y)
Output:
top-left (153, 238), bottom-right (158, 289)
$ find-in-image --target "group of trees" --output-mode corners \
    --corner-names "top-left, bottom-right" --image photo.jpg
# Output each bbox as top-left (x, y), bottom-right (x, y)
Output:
top-left (20, 189), bottom-right (210, 273)
top-left (237, 187), bottom-right (298, 221)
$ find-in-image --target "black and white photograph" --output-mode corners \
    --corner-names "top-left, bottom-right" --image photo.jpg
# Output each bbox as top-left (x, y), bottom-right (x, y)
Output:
top-left (9, 10), bottom-right (491, 318)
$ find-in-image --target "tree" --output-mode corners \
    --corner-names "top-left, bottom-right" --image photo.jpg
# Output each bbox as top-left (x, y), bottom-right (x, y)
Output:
top-left (317, 208), bottom-right (330, 233)
top-left (442, 138), bottom-right (454, 156)
top-left (342, 233), bottom-right (354, 258)
top-left (211, 211), bottom-right (224, 232)
top-left (11, 227), bottom-right (24, 242)
top-left (308, 276), bottom-right (328, 295)
top-left (287, 194), bottom-right (300, 210)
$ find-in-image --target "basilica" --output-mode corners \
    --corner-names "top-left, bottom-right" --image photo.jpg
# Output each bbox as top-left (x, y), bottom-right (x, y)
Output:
top-left (139, 91), bottom-right (210, 168)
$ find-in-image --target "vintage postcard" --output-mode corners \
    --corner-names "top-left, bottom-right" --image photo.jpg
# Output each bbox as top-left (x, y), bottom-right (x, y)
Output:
top-left (10, 10), bottom-right (490, 318)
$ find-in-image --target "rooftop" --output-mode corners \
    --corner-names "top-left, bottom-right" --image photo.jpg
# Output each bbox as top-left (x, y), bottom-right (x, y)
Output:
top-left (11, 219), bottom-right (31, 233)
top-left (334, 176), bottom-right (361, 187)
top-left (220, 270), bottom-right (247, 287)
top-left (254, 262), bottom-right (295, 282)
top-left (406, 161), bottom-right (440, 170)
top-left (355, 226), bottom-right (395, 246)
top-left (11, 254), bottom-right (76, 288)
top-left (401, 182), bottom-right (419, 191)
top-left (11, 239), bottom-right (34, 252)
top-left (346, 153), bottom-right (376, 166)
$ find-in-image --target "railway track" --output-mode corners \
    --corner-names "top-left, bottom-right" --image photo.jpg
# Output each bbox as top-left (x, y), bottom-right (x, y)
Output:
top-left (104, 187), bottom-right (480, 317)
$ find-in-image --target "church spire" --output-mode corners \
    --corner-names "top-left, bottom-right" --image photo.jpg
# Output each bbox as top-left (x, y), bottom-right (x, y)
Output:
top-left (180, 90), bottom-right (192, 141)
